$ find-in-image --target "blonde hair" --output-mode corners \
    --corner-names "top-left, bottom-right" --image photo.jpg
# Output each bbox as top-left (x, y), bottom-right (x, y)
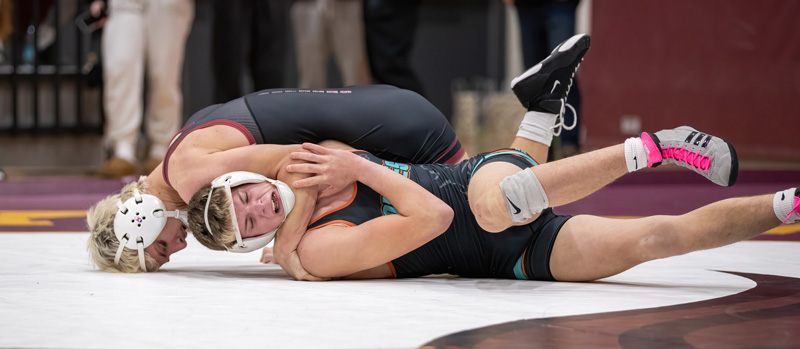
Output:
top-left (187, 183), bottom-right (237, 251)
top-left (86, 176), bottom-right (159, 273)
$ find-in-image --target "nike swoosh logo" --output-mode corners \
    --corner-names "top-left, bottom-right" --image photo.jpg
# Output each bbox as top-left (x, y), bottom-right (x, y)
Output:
top-left (506, 197), bottom-right (521, 214)
top-left (633, 155), bottom-right (638, 169)
top-left (550, 80), bottom-right (561, 93)
top-left (782, 193), bottom-right (786, 200)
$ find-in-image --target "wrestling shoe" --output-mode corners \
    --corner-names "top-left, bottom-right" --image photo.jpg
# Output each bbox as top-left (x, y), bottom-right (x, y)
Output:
top-left (510, 33), bottom-right (590, 135)
top-left (142, 158), bottom-right (161, 175)
top-left (641, 126), bottom-right (739, 187)
top-left (96, 156), bottom-right (137, 178)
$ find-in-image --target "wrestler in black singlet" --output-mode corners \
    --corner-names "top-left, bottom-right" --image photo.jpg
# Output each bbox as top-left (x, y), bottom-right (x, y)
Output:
top-left (307, 149), bottom-right (573, 281)
top-left (163, 85), bottom-right (464, 187)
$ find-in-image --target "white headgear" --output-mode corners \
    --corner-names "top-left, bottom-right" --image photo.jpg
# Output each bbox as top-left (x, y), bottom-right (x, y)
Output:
top-left (113, 189), bottom-right (188, 271)
top-left (203, 171), bottom-right (295, 253)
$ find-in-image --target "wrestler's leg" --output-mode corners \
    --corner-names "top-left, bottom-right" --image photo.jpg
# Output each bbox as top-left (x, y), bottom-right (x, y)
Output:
top-left (488, 33), bottom-right (733, 231)
top-left (468, 145), bottom-right (626, 232)
top-left (549, 189), bottom-right (799, 281)
top-left (470, 124), bottom-right (739, 233)
top-left (510, 137), bottom-right (549, 165)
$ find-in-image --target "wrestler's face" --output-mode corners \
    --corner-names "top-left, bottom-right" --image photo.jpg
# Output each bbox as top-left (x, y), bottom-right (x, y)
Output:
top-left (231, 182), bottom-right (285, 238)
top-left (143, 218), bottom-right (189, 268)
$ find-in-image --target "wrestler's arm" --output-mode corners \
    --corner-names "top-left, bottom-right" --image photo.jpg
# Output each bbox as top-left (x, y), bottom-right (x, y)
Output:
top-left (166, 125), bottom-right (257, 200)
top-left (287, 143), bottom-right (454, 278)
top-left (270, 159), bottom-right (325, 281)
top-left (167, 126), bottom-right (320, 279)
top-left (167, 126), bottom-right (353, 201)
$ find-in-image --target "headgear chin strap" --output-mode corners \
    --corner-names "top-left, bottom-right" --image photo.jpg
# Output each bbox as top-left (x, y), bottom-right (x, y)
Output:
top-left (203, 171), bottom-right (295, 253)
top-left (113, 189), bottom-right (187, 271)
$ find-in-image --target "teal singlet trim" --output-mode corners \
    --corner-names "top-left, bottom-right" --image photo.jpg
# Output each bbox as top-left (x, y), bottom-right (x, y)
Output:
top-left (470, 149), bottom-right (538, 177)
top-left (513, 256), bottom-right (527, 280)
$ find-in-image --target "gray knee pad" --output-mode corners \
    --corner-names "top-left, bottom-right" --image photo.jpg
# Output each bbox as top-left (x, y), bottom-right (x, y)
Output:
top-left (499, 168), bottom-right (549, 223)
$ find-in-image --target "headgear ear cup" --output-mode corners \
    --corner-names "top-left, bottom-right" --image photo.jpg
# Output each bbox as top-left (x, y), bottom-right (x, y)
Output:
top-left (113, 190), bottom-right (167, 270)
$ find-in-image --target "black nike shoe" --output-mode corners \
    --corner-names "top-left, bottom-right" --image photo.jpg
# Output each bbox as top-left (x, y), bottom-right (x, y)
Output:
top-left (511, 34), bottom-right (591, 133)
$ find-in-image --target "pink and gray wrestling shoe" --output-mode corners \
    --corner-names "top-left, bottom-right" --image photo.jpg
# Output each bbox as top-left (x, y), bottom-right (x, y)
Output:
top-left (641, 126), bottom-right (739, 187)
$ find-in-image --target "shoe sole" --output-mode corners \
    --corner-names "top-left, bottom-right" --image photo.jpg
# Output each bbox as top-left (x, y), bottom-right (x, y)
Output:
top-left (510, 33), bottom-right (590, 88)
top-left (726, 138), bottom-right (739, 186)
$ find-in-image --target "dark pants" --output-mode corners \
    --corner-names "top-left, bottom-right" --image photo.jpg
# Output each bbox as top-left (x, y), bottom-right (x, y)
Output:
top-left (363, 0), bottom-right (425, 96)
top-left (213, 0), bottom-right (288, 103)
top-left (516, 0), bottom-right (581, 148)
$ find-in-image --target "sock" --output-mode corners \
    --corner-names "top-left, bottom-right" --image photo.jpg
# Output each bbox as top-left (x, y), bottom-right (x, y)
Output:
top-left (624, 137), bottom-right (648, 172)
top-left (773, 188), bottom-right (799, 224)
top-left (516, 111), bottom-right (558, 146)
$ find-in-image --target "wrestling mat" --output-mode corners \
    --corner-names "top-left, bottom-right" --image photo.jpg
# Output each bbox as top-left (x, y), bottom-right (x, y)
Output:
top-left (1, 170), bottom-right (798, 348)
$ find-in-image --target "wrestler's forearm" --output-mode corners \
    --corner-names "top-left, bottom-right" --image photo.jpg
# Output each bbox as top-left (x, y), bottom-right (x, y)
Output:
top-left (272, 157), bottom-right (319, 270)
top-left (167, 125), bottom-right (257, 202)
top-left (296, 156), bottom-right (454, 277)
top-left (273, 186), bottom-right (317, 265)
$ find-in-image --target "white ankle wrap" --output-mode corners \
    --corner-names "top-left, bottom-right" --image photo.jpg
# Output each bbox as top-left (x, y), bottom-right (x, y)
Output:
top-left (516, 111), bottom-right (558, 146)
top-left (624, 137), bottom-right (648, 172)
top-left (773, 188), bottom-right (798, 224)
top-left (500, 168), bottom-right (549, 223)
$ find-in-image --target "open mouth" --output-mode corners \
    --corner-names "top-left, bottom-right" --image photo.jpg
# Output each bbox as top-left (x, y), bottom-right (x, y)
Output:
top-left (271, 192), bottom-right (279, 214)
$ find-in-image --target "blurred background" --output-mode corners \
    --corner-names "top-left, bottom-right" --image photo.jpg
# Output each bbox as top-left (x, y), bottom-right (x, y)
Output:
top-left (0, 0), bottom-right (798, 178)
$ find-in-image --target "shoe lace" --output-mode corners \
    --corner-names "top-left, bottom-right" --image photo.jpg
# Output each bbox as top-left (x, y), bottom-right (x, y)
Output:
top-left (552, 61), bottom-right (581, 137)
top-left (552, 103), bottom-right (578, 137)
top-left (780, 196), bottom-right (800, 226)
top-left (661, 146), bottom-right (712, 173)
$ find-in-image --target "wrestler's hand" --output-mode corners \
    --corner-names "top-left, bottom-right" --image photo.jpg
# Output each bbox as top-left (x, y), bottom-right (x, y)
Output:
top-left (281, 250), bottom-right (330, 281)
top-left (287, 143), bottom-right (365, 198)
top-left (259, 246), bottom-right (274, 264)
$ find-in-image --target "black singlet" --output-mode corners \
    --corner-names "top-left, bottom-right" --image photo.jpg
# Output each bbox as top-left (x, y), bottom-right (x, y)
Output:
top-left (163, 85), bottom-right (464, 187)
top-left (307, 149), bottom-right (573, 281)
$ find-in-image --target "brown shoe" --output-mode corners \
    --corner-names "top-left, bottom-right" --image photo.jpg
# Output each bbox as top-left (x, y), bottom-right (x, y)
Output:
top-left (142, 158), bottom-right (162, 175)
top-left (96, 157), bottom-right (137, 178)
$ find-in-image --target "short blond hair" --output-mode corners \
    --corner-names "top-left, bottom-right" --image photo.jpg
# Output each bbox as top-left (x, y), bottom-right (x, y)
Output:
top-left (187, 183), bottom-right (237, 251)
top-left (86, 176), bottom-right (159, 273)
